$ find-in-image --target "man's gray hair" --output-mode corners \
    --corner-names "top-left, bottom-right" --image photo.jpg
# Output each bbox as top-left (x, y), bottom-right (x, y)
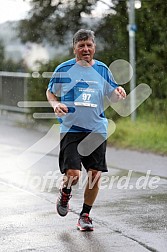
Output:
top-left (73, 29), bottom-right (95, 45)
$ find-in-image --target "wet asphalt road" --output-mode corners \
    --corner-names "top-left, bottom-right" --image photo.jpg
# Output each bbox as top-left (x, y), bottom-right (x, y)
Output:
top-left (0, 115), bottom-right (167, 252)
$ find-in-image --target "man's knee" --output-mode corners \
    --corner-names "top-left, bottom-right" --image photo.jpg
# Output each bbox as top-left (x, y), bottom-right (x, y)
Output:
top-left (65, 169), bottom-right (80, 186)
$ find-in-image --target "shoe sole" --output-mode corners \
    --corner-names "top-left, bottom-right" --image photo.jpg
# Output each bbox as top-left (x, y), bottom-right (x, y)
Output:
top-left (77, 224), bottom-right (94, 231)
top-left (56, 209), bottom-right (68, 217)
top-left (56, 200), bottom-right (69, 217)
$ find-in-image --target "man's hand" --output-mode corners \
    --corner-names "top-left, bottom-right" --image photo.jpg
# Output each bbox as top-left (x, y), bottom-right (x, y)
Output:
top-left (111, 86), bottom-right (126, 102)
top-left (46, 89), bottom-right (68, 117)
top-left (54, 102), bottom-right (68, 117)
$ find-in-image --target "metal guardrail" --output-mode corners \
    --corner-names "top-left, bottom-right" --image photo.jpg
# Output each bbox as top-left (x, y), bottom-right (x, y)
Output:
top-left (0, 71), bottom-right (31, 114)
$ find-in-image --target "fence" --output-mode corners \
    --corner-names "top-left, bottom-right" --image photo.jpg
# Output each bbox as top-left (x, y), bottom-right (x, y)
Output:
top-left (0, 71), bottom-right (31, 114)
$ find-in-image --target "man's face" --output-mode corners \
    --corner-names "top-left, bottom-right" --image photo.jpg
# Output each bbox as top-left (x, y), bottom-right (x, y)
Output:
top-left (73, 38), bottom-right (96, 64)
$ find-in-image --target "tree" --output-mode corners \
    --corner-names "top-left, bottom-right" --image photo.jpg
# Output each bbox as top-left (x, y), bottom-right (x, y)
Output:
top-left (95, 0), bottom-right (128, 65)
top-left (18, 0), bottom-right (97, 45)
top-left (136, 0), bottom-right (167, 99)
top-left (0, 40), bottom-right (28, 72)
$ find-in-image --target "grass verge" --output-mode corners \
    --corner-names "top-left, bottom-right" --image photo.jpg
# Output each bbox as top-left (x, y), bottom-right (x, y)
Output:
top-left (108, 116), bottom-right (167, 155)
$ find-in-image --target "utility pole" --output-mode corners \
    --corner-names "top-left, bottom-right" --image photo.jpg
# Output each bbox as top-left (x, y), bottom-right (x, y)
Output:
top-left (128, 0), bottom-right (137, 121)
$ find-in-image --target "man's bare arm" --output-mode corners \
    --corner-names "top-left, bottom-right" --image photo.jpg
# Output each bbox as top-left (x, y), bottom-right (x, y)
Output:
top-left (46, 89), bottom-right (68, 116)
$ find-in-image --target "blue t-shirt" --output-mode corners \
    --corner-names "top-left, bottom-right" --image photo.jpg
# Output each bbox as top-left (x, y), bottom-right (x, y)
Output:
top-left (48, 58), bottom-right (118, 133)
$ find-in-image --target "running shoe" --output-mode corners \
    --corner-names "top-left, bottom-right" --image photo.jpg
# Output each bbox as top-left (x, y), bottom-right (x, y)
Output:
top-left (56, 189), bottom-right (72, 217)
top-left (77, 213), bottom-right (94, 231)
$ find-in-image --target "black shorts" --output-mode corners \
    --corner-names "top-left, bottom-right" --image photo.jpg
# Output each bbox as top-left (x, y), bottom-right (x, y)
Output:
top-left (59, 132), bottom-right (108, 174)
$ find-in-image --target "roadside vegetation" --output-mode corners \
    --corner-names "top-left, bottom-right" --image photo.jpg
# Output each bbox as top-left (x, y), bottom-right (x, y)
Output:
top-left (108, 115), bottom-right (167, 155)
top-left (106, 98), bottom-right (167, 155)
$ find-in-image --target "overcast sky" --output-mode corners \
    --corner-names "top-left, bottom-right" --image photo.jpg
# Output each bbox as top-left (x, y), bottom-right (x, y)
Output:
top-left (0, 0), bottom-right (31, 24)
